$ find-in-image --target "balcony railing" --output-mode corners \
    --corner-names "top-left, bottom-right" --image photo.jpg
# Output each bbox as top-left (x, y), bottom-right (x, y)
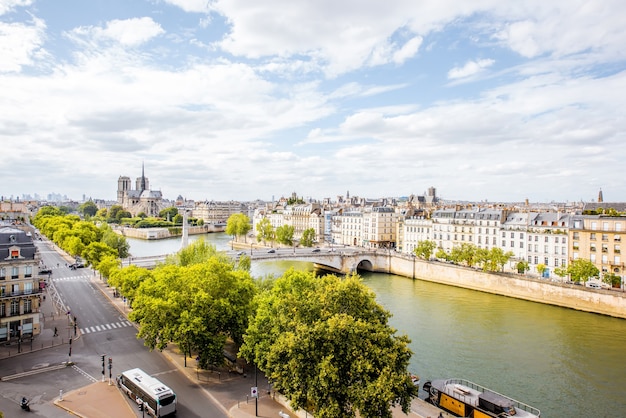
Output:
top-left (0, 288), bottom-right (42, 299)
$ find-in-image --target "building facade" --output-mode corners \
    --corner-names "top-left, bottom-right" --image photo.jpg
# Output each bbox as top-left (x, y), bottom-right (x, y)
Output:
top-left (0, 226), bottom-right (41, 341)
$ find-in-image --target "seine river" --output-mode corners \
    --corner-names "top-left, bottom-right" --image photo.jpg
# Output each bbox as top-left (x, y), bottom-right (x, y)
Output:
top-left (127, 233), bottom-right (626, 418)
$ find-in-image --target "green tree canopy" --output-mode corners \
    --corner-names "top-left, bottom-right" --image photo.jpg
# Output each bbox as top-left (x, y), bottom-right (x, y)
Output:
top-left (159, 206), bottom-right (179, 221)
top-left (130, 258), bottom-right (256, 369)
top-left (82, 241), bottom-right (118, 268)
top-left (101, 229), bottom-right (130, 258)
top-left (567, 259), bottom-right (600, 283)
top-left (78, 200), bottom-right (98, 217)
top-left (225, 213), bottom-right (252, 243)
top-left (240, 270), bottom-right (416, 418)
top-left (414, 240), bottom-right (436, 260)
top-left (300, 228), bottom-right (316, 247)
top-left (256, 218), bottom-right (275, 244)
top-left (275, 225), bottom-right (295, 246)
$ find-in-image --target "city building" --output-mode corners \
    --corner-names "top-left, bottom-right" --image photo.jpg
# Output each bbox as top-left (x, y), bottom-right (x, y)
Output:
top-left (0, 225), bottom-right (41, 341)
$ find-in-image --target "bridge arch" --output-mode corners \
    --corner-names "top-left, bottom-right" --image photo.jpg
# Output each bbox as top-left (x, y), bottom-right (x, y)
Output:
top-left (355, 258), bottom-right (373, 272)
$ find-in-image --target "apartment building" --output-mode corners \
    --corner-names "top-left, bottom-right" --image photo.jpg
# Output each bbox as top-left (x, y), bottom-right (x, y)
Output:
top-left (362, 207), bottom-right (397, 249)
top-left (400, 216), bottom-right (433, 254)
top-left (570, 215), bottom-right (624, 280)
top-left (191, 200), bottom-right (247, 224)
top-left (0, 226), bottom-right (41, 341)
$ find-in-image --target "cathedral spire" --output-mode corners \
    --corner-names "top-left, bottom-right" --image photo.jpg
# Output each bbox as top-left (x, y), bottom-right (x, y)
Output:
top-left (140, 161), bottom-right (147, 192)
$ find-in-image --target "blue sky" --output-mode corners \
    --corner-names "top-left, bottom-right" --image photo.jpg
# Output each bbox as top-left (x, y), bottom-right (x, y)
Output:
top-left (2, 0), bottom-right (625, 203)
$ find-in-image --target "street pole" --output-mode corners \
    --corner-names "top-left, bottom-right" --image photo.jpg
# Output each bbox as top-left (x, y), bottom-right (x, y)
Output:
top-left (255, 363), bottom-right (258, 417)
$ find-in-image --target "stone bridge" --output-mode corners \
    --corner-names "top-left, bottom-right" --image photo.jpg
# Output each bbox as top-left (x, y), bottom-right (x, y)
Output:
top-left (122, 250), bottom-right (401, 275)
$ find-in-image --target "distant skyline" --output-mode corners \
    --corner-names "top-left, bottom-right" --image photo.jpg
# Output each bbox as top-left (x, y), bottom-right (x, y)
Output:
top-left (2, 1), bottom-right (625, 203)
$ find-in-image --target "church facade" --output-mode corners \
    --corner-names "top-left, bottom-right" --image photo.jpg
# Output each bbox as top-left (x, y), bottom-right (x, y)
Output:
top-left (117, 165), bottom-right (166, 217)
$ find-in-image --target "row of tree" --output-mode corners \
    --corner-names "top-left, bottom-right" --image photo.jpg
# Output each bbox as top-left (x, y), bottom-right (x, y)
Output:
top-left (225, 214), bottom-right (317, 247)
top-left (33, 207), bottom-right (129, 270)
top-left (77, 201), bottom-right (204, 228)
top-left (414, 240), bottom-right (618, 286)
top-left (414, 241), bottom-right (514, 272)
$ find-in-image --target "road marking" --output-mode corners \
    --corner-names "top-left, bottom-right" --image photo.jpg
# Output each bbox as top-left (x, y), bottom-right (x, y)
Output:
top-left (80, 320), bottom-right (133, 335)
top-left (72, 365), bottom-right (98, 383)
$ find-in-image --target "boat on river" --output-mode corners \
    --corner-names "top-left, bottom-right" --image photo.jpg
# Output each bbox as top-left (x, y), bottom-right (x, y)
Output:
top-left (422, 378), bottom-right (540, 418)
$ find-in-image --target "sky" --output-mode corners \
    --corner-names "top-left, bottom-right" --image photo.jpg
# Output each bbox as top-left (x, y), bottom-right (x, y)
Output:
top-left (2, 0), bottom-right (625, 204)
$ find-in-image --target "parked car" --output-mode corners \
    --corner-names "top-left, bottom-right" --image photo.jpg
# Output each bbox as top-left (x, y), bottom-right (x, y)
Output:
top-left (39, 268), bottom-right (52, 275)
top-left (312, 248), bottom-right (321, 253)
top-left (267, 249), bottom-right (276, 253)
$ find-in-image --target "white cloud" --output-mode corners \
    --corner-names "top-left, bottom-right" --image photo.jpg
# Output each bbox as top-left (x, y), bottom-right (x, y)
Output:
top-left (163, 0), bottom-right (210, 13)
top-left (0, 0), bottom-right (33, 16)
top-left (447, 58), bottom-right (495, 80)
top-left (0, 17), bottom-right (46, 73)
top-left (100, 17), bottom-right (165, 46)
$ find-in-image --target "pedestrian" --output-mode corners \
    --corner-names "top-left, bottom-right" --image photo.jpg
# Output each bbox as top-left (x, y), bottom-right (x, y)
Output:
top-left (53, 327), bottom-right (58, 337)
top-left (438, 413), bottom-right (444, 418)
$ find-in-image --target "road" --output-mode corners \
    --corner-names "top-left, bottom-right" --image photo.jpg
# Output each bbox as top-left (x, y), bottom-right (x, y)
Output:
top-left (0, 239), bottom-right (229, 418)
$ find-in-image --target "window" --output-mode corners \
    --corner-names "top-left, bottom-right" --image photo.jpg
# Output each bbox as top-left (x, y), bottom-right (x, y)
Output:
top-left (492, 237), bottom-right (496, 245)
top-left (562, 237), bottom-right (566, 244)
top-left (590, 243), bottom-right (596, 252)
top-left (573, 242), bottom-right (580, 250)
top-left (535, 236), bottom-right (538, 242)
top-left (555, 237), bottom-right (559, 243)
top-left (10, 300), bottom-right (19, 315)
top-left (511, 232), bottom-right (515, 238)
top-left (615, 235), bottom-right (621, 242)
top-left (602, 244), bottom-right (608, 253)
top-left (24, 299), bottom-right (32, 313)
top-left (0, 268), bottom-right (4, 280)
top-left (502, 231), bottom-right (506, 237)
top-left (554, 259), bottom-right (559, 267)
top-left (615, 244), bottom-right (621, 254)
top-left (562, 247), bottom-right (566, 255)
top-left (573, 232), bottom-right (579, 240)
top-left (545, 236), bottom-right (549, 242)
top-left (615, 256), bottom-right (621, 264)
top-left (544, 257), bottom-right (549, 265)
top-left (0, 303), bottom-right (4, 317)
top-left (520, 233), bottom-right (524, 239)
top-left (11, 267), bottom-right (18, 279)
top-left (534, 256), bottom-right (538, 264)
top-left (527, 256), bottom-right (532, 263)
top-left (591, 222), bottom-right (597, 230)
top-left (590, 254), bottom-right (596, 262)
top-left (602, 255), bottom-right (608, 264)
top-left (617, 223), bottom-right (622, 232)
top-left (502, 240), bottom-right (506, 247)
top-left (590, 233), bottom-right (596, 240)
top-left (544, 245), bottom-right (549, 253)
top-left (520, 242), bottom-right (524, 248)
top-left (602, 234), bottom-right (609, 241)
top-left (603, 222), bottom-right (609, 231)
top-left (25, 266), bottom-right (32, 278)
top-left (24, 282), bottom-right (32, 294)
top-left (534, 244), bottom-right (539, 252)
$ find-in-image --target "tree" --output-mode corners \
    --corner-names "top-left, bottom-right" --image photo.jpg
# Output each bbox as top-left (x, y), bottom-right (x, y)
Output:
top-left (240, 270), bottom-right (417, 418)
top-left (602, 272), bottom-right (621, 288)
top-left (102, 229), bottom-right (130, 258)
top-left (172, 213), bottom-right (183, 224)
top-left (536, 263), bottom-right (547, 277)
top-left (516, 260), bottom-right (530, 274)
top-left (78, 200), bottom-right (98, 217)
top-left (108, 205), bottom-right (124, 222)
top-left (159, 207), bottom-right (179, 221)
top-left (300, 228), bottom-right (316, 247)
top-left (488, 248), bottom-right (513, 272)
top-left (554, 266), bottom-right (568, 281)
top-left (414, 240), bottom-right (436, 260)
top-left (256, 218), bottom-right (274, 245)
top-left (275, 225), bottom-right (295, 246)
top-left (82, 242), bottom-right (118, 268)
top-left (130, 258), bottom-right (256, 369)
top-left (225, 213), bottom-right (252, 243)
top-left (567, 259), bottom-right (600, 283)
top-left (435, 248), bottom-right (449, 261)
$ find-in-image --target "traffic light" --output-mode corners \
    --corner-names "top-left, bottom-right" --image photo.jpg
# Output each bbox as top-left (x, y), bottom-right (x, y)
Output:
top-left (101, 355), bottom-right (105, 365)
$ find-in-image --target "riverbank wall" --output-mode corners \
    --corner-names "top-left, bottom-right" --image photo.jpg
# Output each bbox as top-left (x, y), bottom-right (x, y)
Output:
top-left (115, 225), bottom-right (225, 240)
top-left (384, 254), bottom-right (626, 319)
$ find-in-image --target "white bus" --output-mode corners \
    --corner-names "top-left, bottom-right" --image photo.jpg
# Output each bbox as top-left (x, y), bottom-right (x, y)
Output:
top-left (117, 368), bottom-right (177, 417)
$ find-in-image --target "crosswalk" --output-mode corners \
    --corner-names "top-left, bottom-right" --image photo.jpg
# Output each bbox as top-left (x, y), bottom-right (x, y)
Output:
top-left (52, 275), bottom-right (91, 282)
top-left (80, 320), bottom-right (134, 334)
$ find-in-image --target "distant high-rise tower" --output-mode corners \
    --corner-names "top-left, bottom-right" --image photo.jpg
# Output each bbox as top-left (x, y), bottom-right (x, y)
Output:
top-left (598, 188), bottom-right (603, 203)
